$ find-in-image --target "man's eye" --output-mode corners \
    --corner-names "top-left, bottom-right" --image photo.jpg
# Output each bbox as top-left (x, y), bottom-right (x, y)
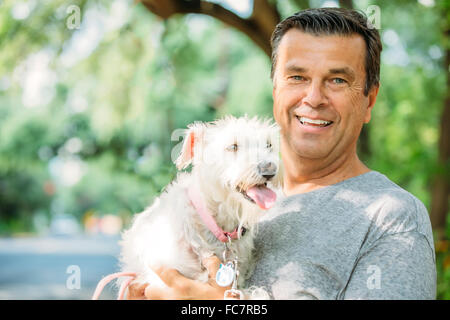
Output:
top-left (226, 144), bottom-right (238, 152)
top-left (290, 75), bottom-right (305, 81)
top-left (331, 78), bottom-right (347, 84)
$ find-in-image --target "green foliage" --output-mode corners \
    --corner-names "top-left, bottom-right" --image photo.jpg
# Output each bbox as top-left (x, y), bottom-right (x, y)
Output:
top-left (0, 0), bottom-right (275, 233)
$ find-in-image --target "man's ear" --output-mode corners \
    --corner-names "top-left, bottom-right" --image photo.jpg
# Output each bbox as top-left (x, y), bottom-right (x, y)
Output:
top-left (364, 84), bottom-right (380, 124)
top-left (175, 122), bottom-right (206, 170)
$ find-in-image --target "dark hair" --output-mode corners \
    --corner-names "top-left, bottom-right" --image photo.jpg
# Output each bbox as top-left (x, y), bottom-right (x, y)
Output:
top-left (270, 8), bottom-right (382, 96)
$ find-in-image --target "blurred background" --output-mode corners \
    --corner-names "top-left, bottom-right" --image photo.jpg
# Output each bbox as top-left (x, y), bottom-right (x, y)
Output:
top-left (0, 0), bottom-right (448, 299)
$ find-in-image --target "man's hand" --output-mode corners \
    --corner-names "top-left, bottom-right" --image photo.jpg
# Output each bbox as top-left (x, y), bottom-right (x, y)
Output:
top-left (127, 255), bottom-right (229, 300)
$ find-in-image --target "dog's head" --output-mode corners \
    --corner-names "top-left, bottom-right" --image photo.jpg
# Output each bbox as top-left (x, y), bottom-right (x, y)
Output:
top-left (176, 115), bottom-right (282, 210)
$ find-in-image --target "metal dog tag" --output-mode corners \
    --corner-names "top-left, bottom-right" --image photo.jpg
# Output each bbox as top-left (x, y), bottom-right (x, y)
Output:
top-left (224, 259), bottom-right (244, 299)
top-left (215, 262), bottom-right (235, 287)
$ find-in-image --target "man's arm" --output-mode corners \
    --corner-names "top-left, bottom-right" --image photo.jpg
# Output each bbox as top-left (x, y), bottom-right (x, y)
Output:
top-left (341, 231), bottom-right (436, 299)
top-left (127, 256), bottom-right (228, 300)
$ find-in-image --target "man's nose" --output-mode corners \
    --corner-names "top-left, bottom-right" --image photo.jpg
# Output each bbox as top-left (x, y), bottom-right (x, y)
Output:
top-left (303, 80), bottom-right (327, 108)
top-left (257, 161), bottom-right (277, 180)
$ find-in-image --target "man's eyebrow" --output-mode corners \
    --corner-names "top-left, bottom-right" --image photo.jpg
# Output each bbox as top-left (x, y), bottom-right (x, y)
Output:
top-left (284, 64), bottom-right (308, 73)
top-left (328, 67), bottom-right (355, 80)
top-left (283, 64), bottom-right (356, 80)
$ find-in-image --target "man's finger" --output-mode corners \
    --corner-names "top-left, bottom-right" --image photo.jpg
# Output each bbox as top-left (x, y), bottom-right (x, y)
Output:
top-left (155, 267), bottom-right (182, 287)
top-left (202, 255), bottom-right (222, 279)
top-left (127, 283), bottom-right (148, 300)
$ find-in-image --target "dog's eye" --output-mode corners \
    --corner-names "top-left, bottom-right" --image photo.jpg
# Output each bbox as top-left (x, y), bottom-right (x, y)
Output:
top-left (226, 143), bottom-right (238, 152)
top-left (266, 142), bottom-right (272, 149)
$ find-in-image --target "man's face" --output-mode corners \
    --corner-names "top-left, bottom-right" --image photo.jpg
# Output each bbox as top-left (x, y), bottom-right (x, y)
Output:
top-left (272, 29), bottom-right (378, 163)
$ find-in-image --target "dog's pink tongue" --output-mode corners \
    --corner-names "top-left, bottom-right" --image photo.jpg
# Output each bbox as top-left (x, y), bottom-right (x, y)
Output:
top-left (246, 185), bottom-right (277, 210)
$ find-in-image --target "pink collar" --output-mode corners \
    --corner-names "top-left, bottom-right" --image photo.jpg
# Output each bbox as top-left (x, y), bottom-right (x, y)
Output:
top-left (187, 187), bottom-right (244, 243)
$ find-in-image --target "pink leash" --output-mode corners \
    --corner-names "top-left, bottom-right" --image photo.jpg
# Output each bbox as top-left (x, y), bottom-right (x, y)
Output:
top-left (92, 187), bottom-right (242, 299)
top-left (91, 272), bottom-right (137, 300)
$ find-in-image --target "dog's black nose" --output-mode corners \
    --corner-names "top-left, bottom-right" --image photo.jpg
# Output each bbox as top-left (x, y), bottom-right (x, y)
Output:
top-left (257, 161), bottom-right (277, 180)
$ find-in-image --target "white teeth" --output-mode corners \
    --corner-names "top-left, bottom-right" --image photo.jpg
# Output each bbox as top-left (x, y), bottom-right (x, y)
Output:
top-left (298, 116), bottom-right (331, 126)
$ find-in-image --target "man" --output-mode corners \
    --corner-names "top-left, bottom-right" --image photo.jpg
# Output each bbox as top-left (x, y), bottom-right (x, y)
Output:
top-left (129, 7), bottom-right (436, 299)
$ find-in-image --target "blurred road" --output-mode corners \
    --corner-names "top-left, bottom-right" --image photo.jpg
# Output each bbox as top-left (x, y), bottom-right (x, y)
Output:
top-left (0, 235), bottom-right (122, 300)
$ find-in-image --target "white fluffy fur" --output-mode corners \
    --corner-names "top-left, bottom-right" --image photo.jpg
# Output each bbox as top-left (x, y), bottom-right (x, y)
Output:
top-left (119, 115), bottom-right (282, 299)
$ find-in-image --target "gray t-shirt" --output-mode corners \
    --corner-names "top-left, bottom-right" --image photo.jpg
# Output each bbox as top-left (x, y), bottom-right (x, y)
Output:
top-left (246, 171), bottom-right (436, 299)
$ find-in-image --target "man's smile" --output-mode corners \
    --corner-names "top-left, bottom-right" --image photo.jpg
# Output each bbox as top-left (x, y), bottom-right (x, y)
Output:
top-left (294, 115), bottom-right (334, 133)
top-left (296, 116), bottom-right (333, 127)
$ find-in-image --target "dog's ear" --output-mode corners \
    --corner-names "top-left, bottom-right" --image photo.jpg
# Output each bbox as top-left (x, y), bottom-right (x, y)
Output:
top-left (175, 122), bottom-right (206, 170)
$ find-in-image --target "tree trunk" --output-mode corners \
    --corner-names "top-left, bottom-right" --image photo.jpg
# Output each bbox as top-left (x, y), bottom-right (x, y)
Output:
top-left (140, 0), bottom-right (280, 56)
top-left (339, 0), bottom-right (353, 9)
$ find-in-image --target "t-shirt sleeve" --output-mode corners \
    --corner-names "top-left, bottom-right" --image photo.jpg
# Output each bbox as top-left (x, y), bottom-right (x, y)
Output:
top-left (341, 231), bottom-right (436, 299)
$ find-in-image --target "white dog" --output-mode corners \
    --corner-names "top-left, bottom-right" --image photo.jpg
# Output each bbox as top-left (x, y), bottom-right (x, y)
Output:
top-left (92, 115), bottom-right (282, 300)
